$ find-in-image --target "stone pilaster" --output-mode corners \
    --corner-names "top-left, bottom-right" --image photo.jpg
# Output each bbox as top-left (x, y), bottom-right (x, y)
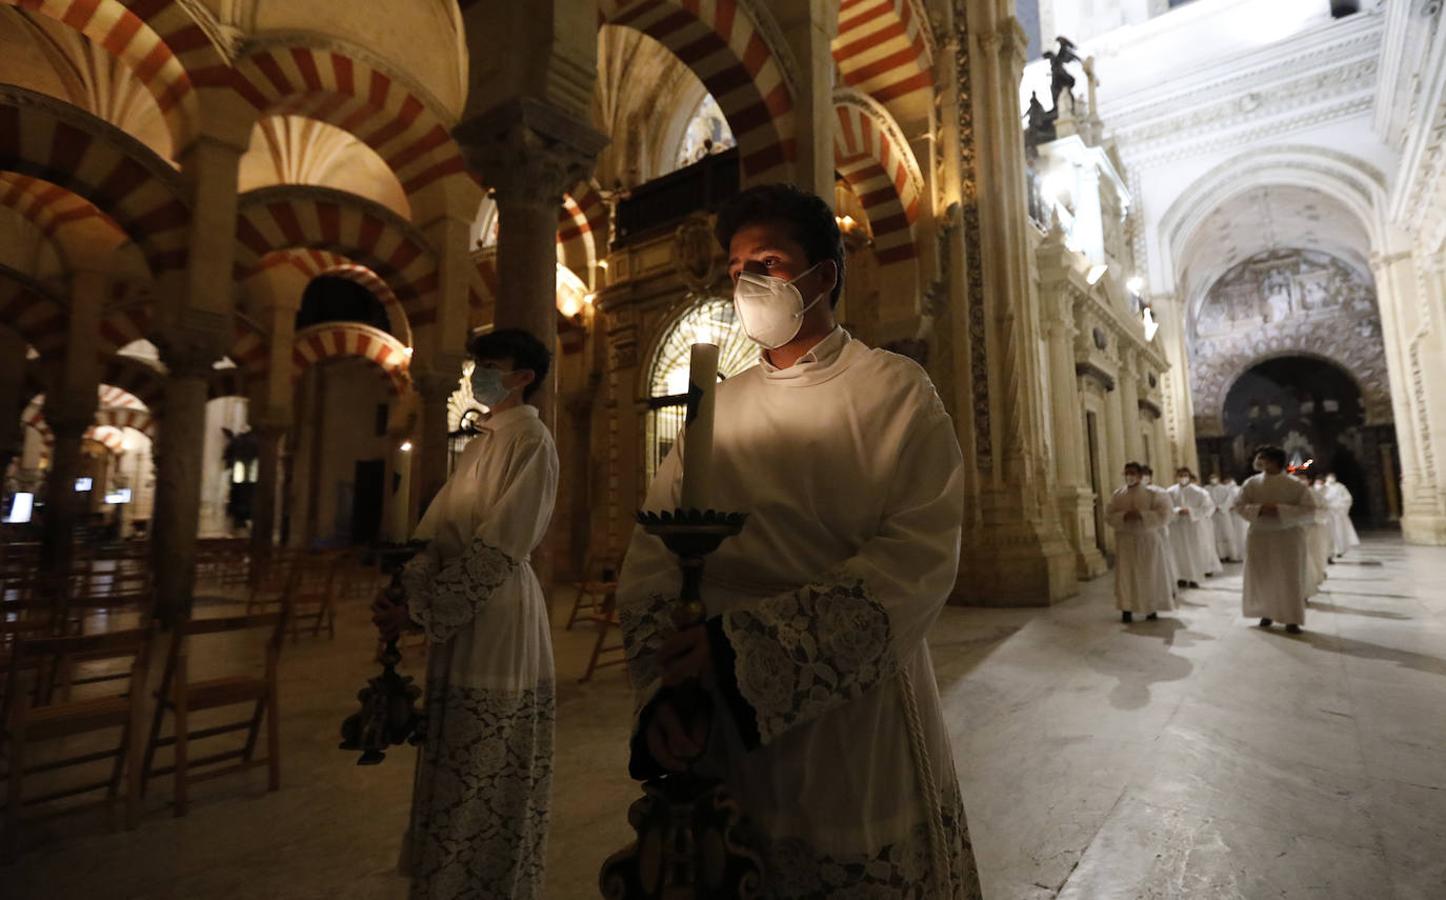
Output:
top-left (770, 0), bottom-right (838, 198)
top-left (1118, 349), bottom-right (1143, 462)
top-left (410, 371), bottom-right (459, 524)
top-left (952, 1), bottom-right (1076, 605)
top-left (454, 98), bottom-right (607, 429)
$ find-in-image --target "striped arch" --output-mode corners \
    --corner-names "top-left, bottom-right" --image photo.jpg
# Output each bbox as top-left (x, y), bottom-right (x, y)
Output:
top-left (234, 186), bottom-right (439, 327)
top-left (833, 0), bottom-right (935, 113)
top-left (99, 301), bottom-right (153, 357)
top-left (834, 89), bottom-right (924, 265)
top-left (222, 313), bottom-right (270, 382)
top-left (87, 425), bottom-right (127, 454)
top-left (0, 0), bottom-right (209, 153)
top-left (599, 0), bottom-right (795, 181)
top-left (0, 173), bottom-right (131, 271)
top-left (0, 266), bottom-right (67, 357)
top-left (557, 181), bottom-right (609, 280)
top-left (93, 406), bottom-right (155, 439)
top-left (100, 355), bottom-right (165, 411)
top-left (256, 248), bottom-right (412, 345)
top-left (0, 86), bottom-right (190, 274)
top-left (291, 321), bottom-right (411, 397)
top-left (231, 41), bottom-right (468, 198)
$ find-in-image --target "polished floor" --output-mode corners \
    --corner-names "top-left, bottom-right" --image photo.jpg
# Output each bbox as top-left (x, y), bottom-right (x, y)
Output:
top-left (5, 534), bottom-right (1443, 899)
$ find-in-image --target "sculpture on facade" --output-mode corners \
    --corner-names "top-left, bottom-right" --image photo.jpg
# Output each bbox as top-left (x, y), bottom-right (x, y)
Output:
top-left (1043, 36), bottom-right (1084, 115)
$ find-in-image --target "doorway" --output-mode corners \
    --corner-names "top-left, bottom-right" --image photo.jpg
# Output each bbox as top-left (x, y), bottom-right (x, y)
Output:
top-left (351, 459), bottom-right (385, 545)
top-left (1085, 410), bottom-right (1107, 556)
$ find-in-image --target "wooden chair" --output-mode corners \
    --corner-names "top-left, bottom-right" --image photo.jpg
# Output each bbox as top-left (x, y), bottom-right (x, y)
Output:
top-left (566, 555), bottom-right (620, 631)
top-left (141, 606), bottom-right (287, 817)
top-left (579, 587), bottom-right (628, 683)
top-left (288, 552), bottom-right (343, 640)
top-left (2, 625), bottom-right (154, 861)
top-left (246, 549), bottom-right (302, 614)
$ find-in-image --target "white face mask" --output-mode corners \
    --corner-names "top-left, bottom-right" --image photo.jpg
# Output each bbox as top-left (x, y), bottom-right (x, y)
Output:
top-left (1253, 459), bottom-right (1267, 472)
top-left (733, 263), bottom-right (827, 350)
top-left (1178, 477), bottom-right (1190, 486)
top-left (1325, 475), bottom-right (1336, 484)
top-left (1125, 475), bottom-right (1140, 486)
top-left (1142, 475), bottom-right (1153, 485)
top-left (470, 366), bottom-right (513, 407)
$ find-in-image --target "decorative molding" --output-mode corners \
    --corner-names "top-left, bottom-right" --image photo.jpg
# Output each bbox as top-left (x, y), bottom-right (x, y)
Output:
top-left (1076, 361), bottom-right (1116, 392)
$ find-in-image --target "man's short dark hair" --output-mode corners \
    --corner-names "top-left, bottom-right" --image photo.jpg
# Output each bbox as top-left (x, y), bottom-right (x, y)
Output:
top-left (714, 183), bottom-right (846, 306)
top-left (1253, 445), bottom-right (1287, 468)
top-left (1140, 464), bottom-right (1154, 476)
top-left (1175, 467), bottom-right (1194, 479)
top-left (1124, 461), bottom-right (1142, 474)
top-left (466, 328), bottom-right (551, 402)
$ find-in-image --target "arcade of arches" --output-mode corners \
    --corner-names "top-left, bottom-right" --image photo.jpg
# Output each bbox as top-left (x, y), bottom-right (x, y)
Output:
top-left (5, 0), bottom-right (1446, 897)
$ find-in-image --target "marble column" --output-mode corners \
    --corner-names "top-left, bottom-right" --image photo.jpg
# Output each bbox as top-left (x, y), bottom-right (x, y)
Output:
top-left (248, 420), bottom-right (286, 570)
top-left (455, 99), bottom-right (606, 431)
top-left (1118, 349), bottom-right (1143, 463)
top-left (952, 1), bottom-right (1077, 604)
top-left (411, 373), bottom-right (456, 524)
top-left (40, 416), bottom-right (90, 575)
top-left (1041, 280), bottom-right (1105, 577)
top-left (150, 351), bottom-right (218, 625)
top-left (1153, 296), bottom-right (1199, 474)
top-left (0, 329), bottom-right (27, 506)
top-left (770, 0), bottom-right (838, 198)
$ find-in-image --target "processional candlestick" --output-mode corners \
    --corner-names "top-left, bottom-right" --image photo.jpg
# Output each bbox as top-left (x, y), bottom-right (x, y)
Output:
top-left (599, 344), bottom-right (765, 898)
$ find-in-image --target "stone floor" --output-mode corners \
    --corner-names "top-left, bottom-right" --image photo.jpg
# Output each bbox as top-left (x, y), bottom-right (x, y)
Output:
top-left (5, 533), bottom-right (1444, 898)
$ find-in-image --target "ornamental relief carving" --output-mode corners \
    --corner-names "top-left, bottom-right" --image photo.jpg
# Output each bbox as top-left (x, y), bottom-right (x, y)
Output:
top-left (1189, 248), bottom-right (1392, 428)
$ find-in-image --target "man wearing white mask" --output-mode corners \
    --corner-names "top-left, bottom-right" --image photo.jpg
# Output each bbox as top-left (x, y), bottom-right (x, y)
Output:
top-left (616, 184), bottom-right (981, 896)
top-left (1106, 462), bottom-right (1175, 622)
top-left (1323, 473), bottom-right (1360, 557)
top-left (371, 329), bottom-right (559, 898)
top-left (1234, 445), bottom-right (1319, 633)
top-left (1206, 473), bottom-right (1243, 562)
top-left (1166, 468), bottom-right (1216, 588)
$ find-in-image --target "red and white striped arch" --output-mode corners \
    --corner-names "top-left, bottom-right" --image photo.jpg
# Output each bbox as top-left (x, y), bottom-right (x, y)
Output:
top-left (234, 186), bottom-right (439, 327)
top-left (223, 313), bottom-right (270, 381)
top-left (291, 321), bottom-right (411, 397)
top-left (98, 302), bottom-right (153, 358)
top-left (0, 0), bottom-right (209, 153)
top-left (557, 181), bottom-right (609, 280)
top-left (0, 268), bottom-right (66, 357)
top-left (833, 89), bottom-right (924, 265)
top-left (100, 354), bottom-right (165, 411)
top-left (256, 248), bottom-right (412, 346)
top-left (0, 173), bottom-right (130, 271)
top-left (231, 41), bottom-right (468, 199)
top-left (833, 0), bottom-right (934, 113)
top-left (599, 0), bottom-right (794, 182)
top-left (0, 87), bottom-right (190, 274)
top-left (92, 406), bottom-right (155, 439)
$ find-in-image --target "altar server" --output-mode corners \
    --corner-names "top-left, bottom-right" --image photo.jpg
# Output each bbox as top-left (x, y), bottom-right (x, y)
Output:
top-left (1141, 465), bottom-right (1179, 595)
top-left (1166, 468), bottom-right (1216, 587)
top-left (616, 185), bottom-right (980, 898)
top-left (1106, 462), bottom-right (1175, 622)
top-left (1207, 474), bottom-right (1243, 561)
top-left (1324, 473), bottom-right (1361, 558)
top-left (372, 329), bottom-right (559, 899)
top-left (1234, 446), bottom-right (1320, 633)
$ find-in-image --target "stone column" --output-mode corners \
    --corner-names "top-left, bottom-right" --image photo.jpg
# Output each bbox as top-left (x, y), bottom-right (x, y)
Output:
top-left (150, 133), bottom-right (243, 625)
top-left (1118, 349), bottom-right (1143, 462)
top-left (411, 373), bottom-right (456, 523)
top-left (1102, 369), bottom-right (1127, 502)
top-left (41, 416), bottom-right (90, 574)
top-left (455, 99), bottom-right (607, 430)
top-left (952, 1), bottom-right (1077, 604)
top-left (1153, 296), bottom-right (1199, 473)
top-left (770, 0), bottom-right (838, 198)
top-left (0, 329), bottom-right (28, 507)
top-left (248, 420), bottom-right (287, 569)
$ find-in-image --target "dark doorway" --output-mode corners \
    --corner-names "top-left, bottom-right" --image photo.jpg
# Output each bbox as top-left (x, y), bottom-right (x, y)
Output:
top-left (351, 459), bottom-right (385, 545)
top-left (1085, 410), bottom-right (1107, 556)
top-left (297, 276), bottom-right (391, 334)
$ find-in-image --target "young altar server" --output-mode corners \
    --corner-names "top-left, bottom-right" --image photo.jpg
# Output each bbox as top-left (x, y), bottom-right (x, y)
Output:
top-left (1234, 445), bottom-right (1319, 633)
top-left (1141, 465), bottom-right (1179, 595)
top-left (371, 329), bottom-right (558, 899)
top-left (1302, 474), bottom-right (1332, 590)
top-left (1207, 474), bottom-right (1244, 562)
top-left (1324, 473), bottom-right (1361, 557)
top-left (1166, 468), bottom-right (1216, 587)
top-left (1106, 462), bottom-right (1175, 622)
top-left (616, 184), bottom-right (981, 897)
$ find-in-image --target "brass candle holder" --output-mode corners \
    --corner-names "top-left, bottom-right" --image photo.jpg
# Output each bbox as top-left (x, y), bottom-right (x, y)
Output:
top-left (599, 507), bottom-right (765, 899)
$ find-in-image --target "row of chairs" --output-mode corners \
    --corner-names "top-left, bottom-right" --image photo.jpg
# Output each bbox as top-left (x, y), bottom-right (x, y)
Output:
top-left (567, 555), bottom-right (627, 683)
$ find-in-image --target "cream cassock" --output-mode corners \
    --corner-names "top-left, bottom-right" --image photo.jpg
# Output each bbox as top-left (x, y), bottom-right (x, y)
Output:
top-left (1324, 479), bottom-right (1361, 557)
top-left (1234, 472), bottom-right (1321, 625)
top-left (1208, 481), bottom-right (1244, 561)
top-left (617, 328), bottom-right (981, 898)
top-left (400, 405), bottom-right (558, 900)
top-left (1306, 483), bottom-right (1334, 589)
top-left (1105, 483), bottom-right (1175, 612)
top-left (1165, 482), bottom-right (1217, 583)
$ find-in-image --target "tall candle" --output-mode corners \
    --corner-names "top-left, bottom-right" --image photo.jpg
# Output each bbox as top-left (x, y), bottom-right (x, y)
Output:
top-left (680, 342), bottom-right (719, 511)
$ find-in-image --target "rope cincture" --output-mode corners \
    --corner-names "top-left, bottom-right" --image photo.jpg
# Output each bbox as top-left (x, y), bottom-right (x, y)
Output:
top-left (898, 662), bottom-right (951, 897)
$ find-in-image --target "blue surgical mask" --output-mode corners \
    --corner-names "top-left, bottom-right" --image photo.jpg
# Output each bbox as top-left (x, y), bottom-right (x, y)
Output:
top-left (470, 367), bottom-right (510, 406)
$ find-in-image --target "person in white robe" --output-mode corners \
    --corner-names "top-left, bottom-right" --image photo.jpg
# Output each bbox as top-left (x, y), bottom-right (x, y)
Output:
top-left (1141, 466), bottom-right (1179, 596)
top-left (1106, 462), bottom-right (1174, 622)
top-left (617, 185), bottom-right (981, 898)
top-left (1303, 475), bottom-right (1332, 590)
top-left (1194, 475), bottom-right (1225, 575)
top-left (1234, 446), bottom-right (1320, 633)
top-left (372, 329), bottom-right (560, 900)
top-left (1166, 468), bottom-right (1216, 587)
top-left (1206, 474), bottom-right (1244, 561)
top-left (1323, 473), bottom-right (1361, 557)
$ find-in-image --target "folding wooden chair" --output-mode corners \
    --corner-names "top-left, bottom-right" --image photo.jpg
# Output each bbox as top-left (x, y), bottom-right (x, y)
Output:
top-left (579, 586), bottom-right (628, 683)
top-left (566, 555), bottom-right (620, 631)
top-left (141, 607), bottom-right (287, 816)
top-left (288, 552), bottom-right (343, 640)
top-left (246, 549), bottom-right (301, 614)
top-left (2, 625), bottom-right (154, 861)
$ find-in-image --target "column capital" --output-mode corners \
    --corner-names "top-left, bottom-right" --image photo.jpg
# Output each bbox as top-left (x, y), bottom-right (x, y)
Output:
top-left (155, 307), bottom-right (230, 378)
top-left (414, 369), bottom-right (462, 401)
top-left (454, 97), bottom-right (608, 207)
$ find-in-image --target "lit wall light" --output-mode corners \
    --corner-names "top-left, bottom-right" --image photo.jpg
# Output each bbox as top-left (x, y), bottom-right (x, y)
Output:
top-left (1126, 276), bottom-right (1144, 294)
top-left (399, 440), bottom-right (413, 453)
top-left (403, 346), bottom-right (414, 359)
top-left (596, 259), bottom-right (609, 270)
top-left (1086, 264), bottom-right (1108, 286)
top-left (583, 292), bottom-right (597, 305)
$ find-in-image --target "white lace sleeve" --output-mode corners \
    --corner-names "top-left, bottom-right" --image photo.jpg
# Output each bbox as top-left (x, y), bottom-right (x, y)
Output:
top-left (408, 537), bottom-right (518, 643)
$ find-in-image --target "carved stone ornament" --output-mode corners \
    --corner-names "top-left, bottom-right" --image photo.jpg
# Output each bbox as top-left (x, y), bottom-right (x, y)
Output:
top-left (672, 215), bottom-right (721, 293)
top-left (1092, 326), bottom-right (1109, 351)
top-left (454, 98), bottom-right (609, 207)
